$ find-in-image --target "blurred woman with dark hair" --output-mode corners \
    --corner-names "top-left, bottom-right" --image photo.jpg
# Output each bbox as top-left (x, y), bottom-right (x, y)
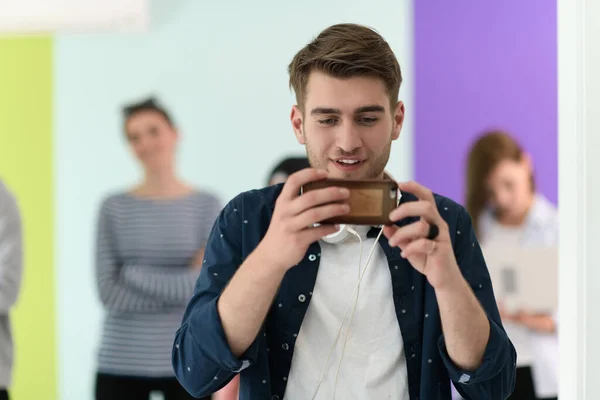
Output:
top-left (464, 131), bottom-right (558, 400)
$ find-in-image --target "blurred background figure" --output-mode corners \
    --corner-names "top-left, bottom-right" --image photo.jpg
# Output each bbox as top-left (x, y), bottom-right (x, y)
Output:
top-left (0, 181), bottom-right (23, 400)
top-left (93, 97), bottom-right (229, 400)
top-left (266, 156), bottom-right (310, 186)
top-left (464, 131), bottom-right (558, 400)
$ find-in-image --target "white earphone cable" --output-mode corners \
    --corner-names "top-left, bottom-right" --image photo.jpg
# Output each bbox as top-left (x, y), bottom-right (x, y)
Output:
top-left (311, 226), bottom-right (385, 400)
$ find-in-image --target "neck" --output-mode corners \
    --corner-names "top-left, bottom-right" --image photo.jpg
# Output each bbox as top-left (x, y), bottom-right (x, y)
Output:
top-left (136, 167), bottom-right (189, 198)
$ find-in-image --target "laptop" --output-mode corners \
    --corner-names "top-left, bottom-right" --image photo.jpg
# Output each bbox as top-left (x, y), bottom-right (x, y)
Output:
top-left (481, 246), bottom-right (558, 314)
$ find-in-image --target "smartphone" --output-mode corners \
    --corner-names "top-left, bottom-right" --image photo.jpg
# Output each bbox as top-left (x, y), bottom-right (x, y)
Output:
top-left (301, 178), bottom-right (398, 225)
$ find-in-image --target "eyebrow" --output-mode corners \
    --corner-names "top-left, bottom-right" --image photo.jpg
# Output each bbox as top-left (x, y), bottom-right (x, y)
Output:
top-left (310, 104), bottom-right (385, 115)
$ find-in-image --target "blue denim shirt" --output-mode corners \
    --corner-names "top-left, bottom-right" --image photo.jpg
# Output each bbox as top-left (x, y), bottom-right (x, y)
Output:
top-left (172, 184), bottom-right (516, 400)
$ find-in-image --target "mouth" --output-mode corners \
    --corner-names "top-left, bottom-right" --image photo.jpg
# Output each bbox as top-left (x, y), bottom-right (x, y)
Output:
top-left (331, 158), bottom-right (365, 171)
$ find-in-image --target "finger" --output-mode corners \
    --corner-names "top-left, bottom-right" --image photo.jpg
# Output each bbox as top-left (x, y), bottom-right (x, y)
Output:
top-left (291, 202), bottom-right (350, 231)
top-left (387, 220), bottom-right (429, 247)
top-left (397, 181), bottom-right (436, 203)
top-left (389, 200), bottom-right (441, 225)
top-left (280, 168), bottom-right (328, 201)
top-left (382, 225), bottom-right (398, 240)
top-left (399, 238), bottom-right (434, 258)
top-left (298, 224), bottom-right (342, 244)
top-left (290, 186), bottom-right (350, 216)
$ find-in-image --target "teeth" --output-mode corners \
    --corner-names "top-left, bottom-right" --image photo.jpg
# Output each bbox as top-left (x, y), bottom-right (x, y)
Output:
top-left (338, 159), bottom-right (359, 164)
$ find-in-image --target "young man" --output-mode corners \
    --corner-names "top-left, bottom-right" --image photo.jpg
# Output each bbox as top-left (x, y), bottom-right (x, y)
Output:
top-left (173, 24), bottom-right (516, 400)
top-left (0, 181), bottom-right (23, 400)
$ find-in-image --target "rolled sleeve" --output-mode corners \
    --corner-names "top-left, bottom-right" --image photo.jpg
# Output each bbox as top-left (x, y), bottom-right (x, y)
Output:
top-left (177, 296), bottom-right (259, 372)
top-left (439, 315), bottom-right (514, 385)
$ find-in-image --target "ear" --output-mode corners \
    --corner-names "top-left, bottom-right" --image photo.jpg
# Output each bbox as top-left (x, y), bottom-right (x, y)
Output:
top-left (392, 101), bottom-right (405, 141)
top-left (171, 127), bottom-right (180, 141)
top-left (291, 105), bottom-right (305, 145)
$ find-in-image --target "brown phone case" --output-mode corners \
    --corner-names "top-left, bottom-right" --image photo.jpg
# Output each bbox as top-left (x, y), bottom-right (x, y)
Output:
top-left (301, 178), bottom-right (398, 225)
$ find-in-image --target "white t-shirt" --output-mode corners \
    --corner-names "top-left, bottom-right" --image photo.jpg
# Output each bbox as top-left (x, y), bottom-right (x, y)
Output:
top-left (284, 226), bottom-right (409, 400)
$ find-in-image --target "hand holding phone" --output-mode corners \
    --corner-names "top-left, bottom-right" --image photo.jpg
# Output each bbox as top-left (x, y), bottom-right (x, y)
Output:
top-left (258, 169), bottom-right (351, 272)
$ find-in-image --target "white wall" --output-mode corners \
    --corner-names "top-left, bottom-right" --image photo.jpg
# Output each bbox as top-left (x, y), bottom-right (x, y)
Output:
top-left (558, 0), bottom-right (600, 398)
top-left (54, 0), bottom-right (414, 398)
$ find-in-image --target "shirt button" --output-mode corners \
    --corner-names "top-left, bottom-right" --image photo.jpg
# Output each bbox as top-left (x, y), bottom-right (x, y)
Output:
top-left (428, 359), bottom-right (432, 363)
top-left (282, 343), bottom-right (289, 350)
top-left (308, 254), bottom-right (317, 261)
top-left (298, 294), bottom-right (306, 302)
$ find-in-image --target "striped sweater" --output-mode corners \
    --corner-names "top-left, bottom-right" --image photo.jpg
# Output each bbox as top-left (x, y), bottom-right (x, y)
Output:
top-left (0, 181), bottom-right (23, 388)
top-left (95, 190), bottom-right (222, 377)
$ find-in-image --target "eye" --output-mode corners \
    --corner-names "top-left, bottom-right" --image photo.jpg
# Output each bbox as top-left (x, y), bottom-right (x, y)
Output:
top-left (318, 118), bottom-right (338, 126)
top-left (127, 134), bottom-right (139, 143)
top-left (358, 116), bottom-right (378, 126)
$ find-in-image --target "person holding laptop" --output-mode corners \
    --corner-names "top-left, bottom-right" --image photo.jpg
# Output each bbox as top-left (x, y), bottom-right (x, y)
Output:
top-left (465, 131), bottom-right (558, 400)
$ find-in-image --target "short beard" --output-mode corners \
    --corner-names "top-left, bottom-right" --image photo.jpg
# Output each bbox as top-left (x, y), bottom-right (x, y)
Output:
top-left (303, 128), bottom-right (393, 180)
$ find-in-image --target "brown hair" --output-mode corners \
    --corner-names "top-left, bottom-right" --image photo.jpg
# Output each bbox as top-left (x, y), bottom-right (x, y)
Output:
top-left (465, 130), bottom-right (534, 235)
top-left (122, 96), bottom-right (175, 128)
top-left (288, 23), bottom-right (402, 111)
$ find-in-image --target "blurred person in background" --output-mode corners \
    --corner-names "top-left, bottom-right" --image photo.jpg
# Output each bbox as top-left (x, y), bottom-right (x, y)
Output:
top-left (266, 156), bottom-right (310, 186)
top-left (93, 97), bottom-right (236, 400)
top-left (0, 181), bottom-right (23, 400)
top-left (464, 131), bottom-right (558, 400)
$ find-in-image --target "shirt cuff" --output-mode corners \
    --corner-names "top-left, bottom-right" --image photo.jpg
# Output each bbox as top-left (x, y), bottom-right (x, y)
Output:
top-left (438, 316), bottom-right (514, 385)
top-left (192, 295), bottom-right (259, 373)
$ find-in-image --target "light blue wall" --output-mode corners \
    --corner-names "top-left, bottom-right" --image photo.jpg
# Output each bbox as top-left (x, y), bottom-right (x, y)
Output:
top-left (54, 0), bottom-right (414, 398)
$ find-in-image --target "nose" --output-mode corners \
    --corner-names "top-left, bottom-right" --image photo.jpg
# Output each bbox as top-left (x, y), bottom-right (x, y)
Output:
top-left (335, 123), bottom-right (362, 153)
top-left (134, 136), bottom-right (152, 154)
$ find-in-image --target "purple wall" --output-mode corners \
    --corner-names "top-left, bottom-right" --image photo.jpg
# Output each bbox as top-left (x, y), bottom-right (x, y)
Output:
top-left (413, 1), bottom-right (557, 206)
